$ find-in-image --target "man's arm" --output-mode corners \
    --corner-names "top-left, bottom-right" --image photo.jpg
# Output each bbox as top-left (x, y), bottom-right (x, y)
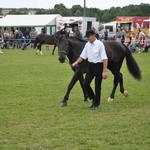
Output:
top-left (102, 59), bottom-right (108, 79)
top-left (72, 57), bottom-right (84, 67)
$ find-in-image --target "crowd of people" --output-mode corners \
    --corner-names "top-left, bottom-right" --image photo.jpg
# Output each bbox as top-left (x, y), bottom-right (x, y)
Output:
top-left (115, 27), bottom-right (150, 53)
top-left (0, 26), bottom-right (150, 54)
top-left (0, 27), bottom-right (38, 53)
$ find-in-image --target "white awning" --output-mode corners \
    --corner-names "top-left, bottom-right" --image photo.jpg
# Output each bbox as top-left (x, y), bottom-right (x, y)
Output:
top-left (63, 19), bottom-right (81, 24)
top-left (143, 19), bottom-right (150, 22)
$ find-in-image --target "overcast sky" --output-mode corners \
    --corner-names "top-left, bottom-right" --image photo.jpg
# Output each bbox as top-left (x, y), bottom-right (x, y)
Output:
top-left (0, 0), bottom-right (149, 10)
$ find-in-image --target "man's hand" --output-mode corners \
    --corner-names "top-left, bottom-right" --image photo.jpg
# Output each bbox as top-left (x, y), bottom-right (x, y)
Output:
top-left (102, 71), bottom-right (107, 79)
top-left (72, 62), bottom-right (78, 67)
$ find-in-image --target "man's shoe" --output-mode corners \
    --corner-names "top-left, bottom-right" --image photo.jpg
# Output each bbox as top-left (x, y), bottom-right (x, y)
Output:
top-left (89, 103), bottom-right (94, 108)
top-left (89, 99), bottom-right (95, 108)
top-left (90, 105), bottom-right (99, 110)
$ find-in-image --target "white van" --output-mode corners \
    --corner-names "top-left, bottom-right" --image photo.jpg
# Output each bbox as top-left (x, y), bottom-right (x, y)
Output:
top-left (99, 21), bottom-right (116, 39)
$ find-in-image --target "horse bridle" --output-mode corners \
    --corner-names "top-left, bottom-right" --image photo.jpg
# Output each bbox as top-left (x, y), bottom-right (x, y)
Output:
top-left (59, 50), bottom-right (69, 63)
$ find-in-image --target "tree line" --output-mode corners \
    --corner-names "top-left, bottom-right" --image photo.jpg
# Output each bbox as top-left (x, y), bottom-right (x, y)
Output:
top-left (0, 3), bottom-right (150, 23)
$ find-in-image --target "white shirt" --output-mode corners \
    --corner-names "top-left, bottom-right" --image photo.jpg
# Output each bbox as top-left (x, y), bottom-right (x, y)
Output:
top-left (80, 39), bottom-right (108, 63)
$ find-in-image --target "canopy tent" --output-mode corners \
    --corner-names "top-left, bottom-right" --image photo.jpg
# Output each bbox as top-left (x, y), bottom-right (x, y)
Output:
top-left (144, 19), bottom-right (150, 22)
top-left (0, 14), bottom-right (61, 27)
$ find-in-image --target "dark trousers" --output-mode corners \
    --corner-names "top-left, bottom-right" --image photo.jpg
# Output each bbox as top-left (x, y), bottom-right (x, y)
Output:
top-left (83, 63), bottom-right (103, 106)
top-left (144, 45), bottom-right (150, 52)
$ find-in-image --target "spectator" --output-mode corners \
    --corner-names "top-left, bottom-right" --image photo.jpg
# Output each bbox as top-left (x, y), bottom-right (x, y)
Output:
top-left (121, 28), bottom-right (126, 44)
top-left (23, 27), bottom-right (30, 38)
top-left (0, 30), bottom-right (4, 54)
top-left (116, 27), bottom-right (122, 42)
top-left (22, 35), bottom-right (31, 50)
top-left (143, 35), bottom-right (150, 52)
top-left (129, 34), bottom-right (140, 53)
top-left (14, 29), bottom-right (23, 49)
top-left (41, 28), bottom-right (46, 34)
top-left (3, 29), bottom-right (10, 49)
top-left (9, 31), bottom-right (15, 48)
top-left (74, 28), bottom-right (82, 39)
top-left (30, 28), bottom-right (37, 47)
top-left (123, 31), bottom-right (131, 46)
top-left (104, 29), bottom-right (108, 40)
top-left (139, 33), bottom-right (146, 51)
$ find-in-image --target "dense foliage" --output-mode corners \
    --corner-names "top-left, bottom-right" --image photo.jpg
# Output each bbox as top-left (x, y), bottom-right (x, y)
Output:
top-left (0, 3), bottom-right (150, 23)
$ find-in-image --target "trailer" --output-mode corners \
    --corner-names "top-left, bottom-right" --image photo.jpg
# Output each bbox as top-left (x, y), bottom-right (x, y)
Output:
top-left (116, 16), bottom-right (150, 35)
top-left (56, 16), bottom-right (99, 37)
top-left (99, 16), bottom-right (150, 39)
top-left (99, 21), bottom-right (116, 39)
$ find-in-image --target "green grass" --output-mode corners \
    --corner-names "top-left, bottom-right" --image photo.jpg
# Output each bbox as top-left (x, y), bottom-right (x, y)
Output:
top-left (0, 47), bottom-right (150, 150)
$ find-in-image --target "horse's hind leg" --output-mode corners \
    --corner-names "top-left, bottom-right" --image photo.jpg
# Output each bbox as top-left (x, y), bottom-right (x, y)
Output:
top-left (108, 72), bottom-right (128, 102)
top-left (61, 70), bottom-right (82, 107)
top-left (35, 44), bottom-right (40, 54)
top-left (119, 73), bottom-right (128, 97)
top-left (108, 75), bottom-right (120, 102)
top-left (39, 44), bottom-right (43, 55)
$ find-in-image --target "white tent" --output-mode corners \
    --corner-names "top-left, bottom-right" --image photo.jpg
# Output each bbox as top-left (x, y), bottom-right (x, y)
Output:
top-left (0, 14), bottom-right (61, 34)
top-left (0, 14), bottom-right (61, 27)
top-left (144, 19), bottom-right (150, 22)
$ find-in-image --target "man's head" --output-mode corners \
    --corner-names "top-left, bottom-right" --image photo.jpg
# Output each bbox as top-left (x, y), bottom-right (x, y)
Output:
top-left (85, 29), bottom-right (96, 43)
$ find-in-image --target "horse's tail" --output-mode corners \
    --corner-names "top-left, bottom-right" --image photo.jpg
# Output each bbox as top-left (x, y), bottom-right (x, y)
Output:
top-left (123, 44), bottom-right (142, 80)
top-left (33, 36), bottom-right (38, 49)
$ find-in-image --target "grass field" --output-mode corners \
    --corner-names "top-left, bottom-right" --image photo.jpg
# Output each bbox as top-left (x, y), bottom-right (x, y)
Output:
top-left (0, 47), bottom-right (150, 150)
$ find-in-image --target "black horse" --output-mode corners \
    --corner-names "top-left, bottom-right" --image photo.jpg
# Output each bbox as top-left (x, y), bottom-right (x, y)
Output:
top-left (33, 28), bottom-right (69, 55)
top-left (57, 36), bottom-right (141, 107)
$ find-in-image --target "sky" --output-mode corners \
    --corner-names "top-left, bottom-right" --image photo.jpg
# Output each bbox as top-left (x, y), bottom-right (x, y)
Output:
top-left (0, 0), bottom-right (149, 10)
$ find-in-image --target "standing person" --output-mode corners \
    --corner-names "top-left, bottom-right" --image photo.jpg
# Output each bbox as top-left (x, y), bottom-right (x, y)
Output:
top-left (0, 28), bottom-right (4, 54)
top-left (104, 29), bottom-right (108, 40)
top-left (30, 28), bottom-right (37, 47)
top-left (144, 35), bottom-right (150, 52)
top-left (116, 27), bottom-right (122, 42)
top-left (72, 29), bottom-right (108, 109)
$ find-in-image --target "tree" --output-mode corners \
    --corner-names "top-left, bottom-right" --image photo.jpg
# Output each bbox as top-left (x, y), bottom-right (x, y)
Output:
top-left (71, 5), bottom-right (83, 16)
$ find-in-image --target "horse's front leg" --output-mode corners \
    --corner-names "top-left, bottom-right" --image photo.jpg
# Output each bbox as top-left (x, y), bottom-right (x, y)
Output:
top-left (78, 74), bottom-right (88, 102)
top-left (52, 45), bottom-right (56, 55)
top-left (61, 70), bottom-right (81, 107)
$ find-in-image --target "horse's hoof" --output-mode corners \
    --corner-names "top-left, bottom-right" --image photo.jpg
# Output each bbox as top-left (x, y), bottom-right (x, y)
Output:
top-left (61, 101), bottom-right (67, 107)
top-left (83, 98), bottom-right (88, 102)
top-left (123, 90), bottom-right (128, 97)
top-left (40, 52), bottom-right (43, 55)
top-left (36, 50), bottom-right (39, 54)
top-left (107, 97), bottom-right (114, 102)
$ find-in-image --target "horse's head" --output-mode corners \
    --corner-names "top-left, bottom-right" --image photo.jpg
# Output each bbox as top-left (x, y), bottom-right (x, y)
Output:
top-left (55, 28), bottom-right (69, 38)
top-left (57, 36), bottom-right (69, 63)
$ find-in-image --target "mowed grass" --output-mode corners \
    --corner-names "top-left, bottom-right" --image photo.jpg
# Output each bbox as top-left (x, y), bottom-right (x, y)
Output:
top-left (0, 47), bottom-right (150, 150)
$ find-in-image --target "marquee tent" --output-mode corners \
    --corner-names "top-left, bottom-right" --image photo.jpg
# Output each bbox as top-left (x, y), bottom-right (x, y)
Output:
top-left (0, 14), bottom-right (61, 34)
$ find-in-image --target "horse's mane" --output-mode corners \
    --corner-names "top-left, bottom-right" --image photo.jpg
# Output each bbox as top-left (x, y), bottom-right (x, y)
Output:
top-left (68, 36), bottom-right (87, 43)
